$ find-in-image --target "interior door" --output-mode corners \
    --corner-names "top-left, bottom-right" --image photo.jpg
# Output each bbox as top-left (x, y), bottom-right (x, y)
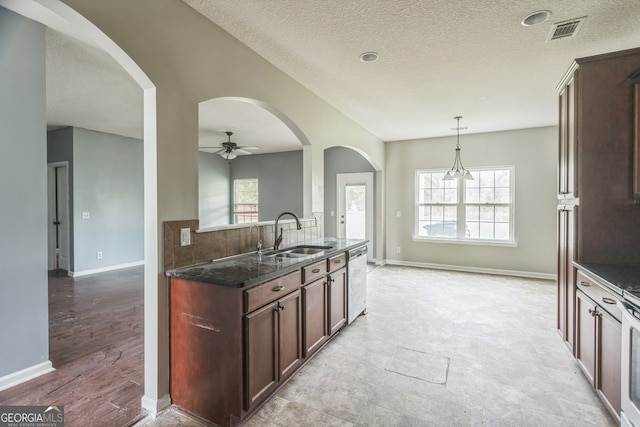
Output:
top-left (337, 172), bottom-right (373, 260)
top-left (47, 162), bottom-right (70, 271)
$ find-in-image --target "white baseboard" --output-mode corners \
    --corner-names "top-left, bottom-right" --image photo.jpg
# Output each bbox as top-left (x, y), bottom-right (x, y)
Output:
top-left (70, 261), bottom-right (144, 277)
top-left (384, 259), bottom-right (556, 280)
top-left (0, 361), bottom-right (55, 392)
top-left (141, 394), bottom-right (171, 417)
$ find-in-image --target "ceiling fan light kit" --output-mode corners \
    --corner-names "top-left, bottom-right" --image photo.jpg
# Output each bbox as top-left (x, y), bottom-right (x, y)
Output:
top-left (199, 131), bottom-right (260, 161)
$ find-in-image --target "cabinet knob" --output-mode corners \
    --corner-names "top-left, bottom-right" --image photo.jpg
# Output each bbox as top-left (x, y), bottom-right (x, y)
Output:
top-left (272, 285), bottom-right (285, 292)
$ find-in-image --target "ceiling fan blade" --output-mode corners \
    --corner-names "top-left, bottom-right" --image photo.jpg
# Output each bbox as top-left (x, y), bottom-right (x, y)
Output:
top-left (237, 146), bottom-right (260, 150)
top-left (235, 149), bottom-right (253, 155)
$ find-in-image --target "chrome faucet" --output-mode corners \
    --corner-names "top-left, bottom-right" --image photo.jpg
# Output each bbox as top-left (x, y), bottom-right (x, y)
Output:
top-left (274, 212), bottom-right (302, 250)
top-left (250, 224), bottom-right (262, 254)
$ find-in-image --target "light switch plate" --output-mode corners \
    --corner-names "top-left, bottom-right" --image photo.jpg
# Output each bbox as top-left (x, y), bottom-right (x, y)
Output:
top-left (82, 211), bottom-right (90, 219)
top-left (180, 228), bottom-right (191, 246)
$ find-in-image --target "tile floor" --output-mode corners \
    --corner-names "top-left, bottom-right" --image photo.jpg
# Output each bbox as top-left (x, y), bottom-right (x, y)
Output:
top-left (136, 265), bottom-right (616, 426)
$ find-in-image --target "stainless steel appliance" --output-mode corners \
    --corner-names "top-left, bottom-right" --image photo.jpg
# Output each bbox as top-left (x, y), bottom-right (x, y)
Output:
top-left (347, 244), bottom-right (367, 324)
top-left (619, 296), bottom-right (640, 427)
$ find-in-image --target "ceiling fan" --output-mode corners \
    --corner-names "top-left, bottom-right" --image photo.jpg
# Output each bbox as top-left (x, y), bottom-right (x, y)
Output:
top-left (200, 131), bottom-right (260, 160)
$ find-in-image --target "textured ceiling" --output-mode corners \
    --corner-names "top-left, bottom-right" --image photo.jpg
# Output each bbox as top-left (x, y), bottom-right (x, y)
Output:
top-left (184, 0), bottom-right (640, 140)
top-left (3, 0), bottom-right (640, 148)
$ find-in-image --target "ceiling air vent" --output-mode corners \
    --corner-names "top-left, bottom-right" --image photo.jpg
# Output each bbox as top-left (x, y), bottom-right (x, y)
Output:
top-left (548, 16), bottom-right (587, 41)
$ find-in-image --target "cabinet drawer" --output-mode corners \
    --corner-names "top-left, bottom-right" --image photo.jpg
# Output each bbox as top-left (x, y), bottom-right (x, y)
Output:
top-left (303, 260), bottom-right (326, 284)
top-left (327, 252), bottom-right (346, 273)
top-left (576, 271), bottom-right (621, 322)
top-left (244, 270), bottom-right (301, 313)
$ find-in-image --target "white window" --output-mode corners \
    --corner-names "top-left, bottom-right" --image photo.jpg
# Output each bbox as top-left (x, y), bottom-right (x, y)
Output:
top-left (233, 178), bottom-right (259, 224)
top-left (415, 167), bottom-right (514, 243)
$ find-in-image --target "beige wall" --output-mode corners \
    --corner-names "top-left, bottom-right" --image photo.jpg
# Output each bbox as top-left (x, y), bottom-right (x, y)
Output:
top-left (63, 0), bottom-right (384, 222)
top-left (385, 126), bottom-right (558, 277)
top-left (59, 0), bottom-right (384, 410)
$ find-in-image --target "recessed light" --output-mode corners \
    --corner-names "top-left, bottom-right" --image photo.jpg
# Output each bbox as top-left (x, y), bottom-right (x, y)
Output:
top-left (359, 52), bottom-right (379, 62)
top-left (521, 10), bottom-right (552, 26)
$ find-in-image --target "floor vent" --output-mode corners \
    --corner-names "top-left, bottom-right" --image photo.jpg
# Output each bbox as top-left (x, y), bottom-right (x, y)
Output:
top-left (548, 17), bottom-right (587, 41)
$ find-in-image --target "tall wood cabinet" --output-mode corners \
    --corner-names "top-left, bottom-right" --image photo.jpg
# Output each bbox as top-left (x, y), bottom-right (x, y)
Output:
top-left (557, 47), bottom-right (640, 422)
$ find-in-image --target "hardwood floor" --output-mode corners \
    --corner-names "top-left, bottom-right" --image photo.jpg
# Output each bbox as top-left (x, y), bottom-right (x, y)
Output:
top-left (0, 267), bottom-right (145, 427)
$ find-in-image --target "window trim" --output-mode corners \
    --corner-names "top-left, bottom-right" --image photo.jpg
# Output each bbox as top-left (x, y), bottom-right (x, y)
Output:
top-left (413, 166), bottom-right (516, 246)
top-left (233, 178), bottom-right (259, 224)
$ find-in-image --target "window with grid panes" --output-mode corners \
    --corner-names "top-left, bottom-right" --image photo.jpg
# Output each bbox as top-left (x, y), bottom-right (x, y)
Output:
top-left (233, 178), bottom-right (259, 224)
top-left (415, 167), bottom-right (514, 242)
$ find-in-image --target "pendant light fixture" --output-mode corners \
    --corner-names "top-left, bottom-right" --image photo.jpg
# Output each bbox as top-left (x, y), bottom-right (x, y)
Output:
top-left (443, 116), bottom-right (474, 181)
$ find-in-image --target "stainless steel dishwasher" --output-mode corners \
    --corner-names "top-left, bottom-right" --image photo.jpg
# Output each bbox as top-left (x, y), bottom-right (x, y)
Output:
top-left (347, 244), bottom-right (368, 324)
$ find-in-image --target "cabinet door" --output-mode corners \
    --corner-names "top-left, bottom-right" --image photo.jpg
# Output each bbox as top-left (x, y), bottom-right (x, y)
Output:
top-left (245, 301), bottom-right (278, 410)
top-left (277, 290), bottom-right (303, 382)
top-left (303, 278), bottom-right (328, 358)
top-left (576, 290), bottom-right (596, 385)
top-left (597, 309), bottom-right (622, 419)
top-left (328, 269), bottom-right (347, 336)
top-left (557, 206), bottom-right (577, 350)
top-left (558, 75), bottom-right (578, 197)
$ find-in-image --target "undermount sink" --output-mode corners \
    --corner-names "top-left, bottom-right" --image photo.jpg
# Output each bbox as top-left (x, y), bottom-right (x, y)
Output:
top-left (289, 245), bottom-right (332, 254)
top-left (263, 245), bottom-right (334, 259)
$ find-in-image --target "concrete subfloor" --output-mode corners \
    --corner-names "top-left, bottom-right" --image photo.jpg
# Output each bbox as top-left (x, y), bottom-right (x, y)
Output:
top-left (136, 265), bottom-right (616, 426)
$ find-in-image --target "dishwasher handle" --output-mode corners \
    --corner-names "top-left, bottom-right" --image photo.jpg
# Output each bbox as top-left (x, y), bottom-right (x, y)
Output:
top-left (349, 246), bottom-right (368, 260)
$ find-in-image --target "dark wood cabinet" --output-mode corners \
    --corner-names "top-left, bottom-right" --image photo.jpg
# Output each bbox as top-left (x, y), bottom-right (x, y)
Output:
top-left (245, 300), bottom-right (278, 410)
top-left (557, 68), bottom-right (578, 199)
top-left (328, 268), bottom-right (347, 336)
top-left (170, 250), bottom-right (350, 426)
top-left (557, 48), bottom-right (640, 266)
top-left (575, 289), bottom-right (596, 384)
top-left (634, 79), bottom-right (640, 200)
top-left (557, 205), bottom-right (577, 350)
top-left (245, 289), bottom-right (302, 411)
top-left (575, 270), bottom-right (622, 422)
top-left (599, 308), bottom-right (622, 419)
top-left (557, 48), bottom-right (640, 421)
top-left (302, 278), bottom-right (328, 357)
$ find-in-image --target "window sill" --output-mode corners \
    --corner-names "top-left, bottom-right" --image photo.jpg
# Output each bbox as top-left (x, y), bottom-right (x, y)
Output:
top-left (412, 236), bottom-right (518, 247)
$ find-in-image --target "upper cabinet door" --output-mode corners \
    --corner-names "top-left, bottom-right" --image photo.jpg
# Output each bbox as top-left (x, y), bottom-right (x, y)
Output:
top-left (633, 78), bottom-right (640, 200)
top-left (558, 72), bottom-right (578, 198)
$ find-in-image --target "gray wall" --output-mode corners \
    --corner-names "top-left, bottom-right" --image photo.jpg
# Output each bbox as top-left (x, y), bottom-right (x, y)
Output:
top-left (0, 7), bottom-right (49, 376)
top-left (72, 127), bottom-right (144, 273)
top-left (229, 151), bottom-right (303, 222)
top-left (385, 126), bottom-right (558, 276)
top-left (324, 146), bottom-right (377, 252)
top-left (198, 151), bottom-right (231, 227)
top-left (47, 127), bottom-right (75, 269)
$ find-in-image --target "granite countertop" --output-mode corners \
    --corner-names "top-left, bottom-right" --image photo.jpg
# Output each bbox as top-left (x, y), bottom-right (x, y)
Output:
top-left (574, 262), bottom-right (640, 302)
top-left (166, 238), bottom-right (367, 288)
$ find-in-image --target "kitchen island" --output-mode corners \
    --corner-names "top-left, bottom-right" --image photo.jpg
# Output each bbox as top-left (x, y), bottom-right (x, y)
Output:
top-left (166, 238), bottom-right (367, 427)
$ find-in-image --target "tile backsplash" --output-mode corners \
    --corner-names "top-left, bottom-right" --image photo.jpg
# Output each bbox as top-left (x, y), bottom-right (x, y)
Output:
top-left (164, 214), bottom-right (323, 270)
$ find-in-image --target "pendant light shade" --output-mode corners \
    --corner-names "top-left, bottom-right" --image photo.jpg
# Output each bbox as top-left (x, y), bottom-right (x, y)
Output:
top-left (443, 116), bottom-right (473, 181)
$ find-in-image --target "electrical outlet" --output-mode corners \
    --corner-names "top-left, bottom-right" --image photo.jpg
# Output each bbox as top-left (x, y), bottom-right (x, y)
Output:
top-left (82, 211), bottom-right (90, 219)
top-left (397, 211), bottom-right (401, 217)
top-left (96, 251), bottom-right (103, 259)
top-left (396, 247), bottom-right (401, 254)
top-left (180, 228), bottom-right (191, 246)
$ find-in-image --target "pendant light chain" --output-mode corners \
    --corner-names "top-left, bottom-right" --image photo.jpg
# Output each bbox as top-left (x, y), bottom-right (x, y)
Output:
top-left (443, 116), bottom-right (474, 181)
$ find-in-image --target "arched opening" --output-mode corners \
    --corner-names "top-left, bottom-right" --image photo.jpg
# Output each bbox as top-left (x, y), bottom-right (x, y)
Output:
top-left (324, 146), bottom-right (382, 263)
top-left (198, 97), bottom-right (312, 227)
top-left (0, 0), bottom-right (162, 421)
